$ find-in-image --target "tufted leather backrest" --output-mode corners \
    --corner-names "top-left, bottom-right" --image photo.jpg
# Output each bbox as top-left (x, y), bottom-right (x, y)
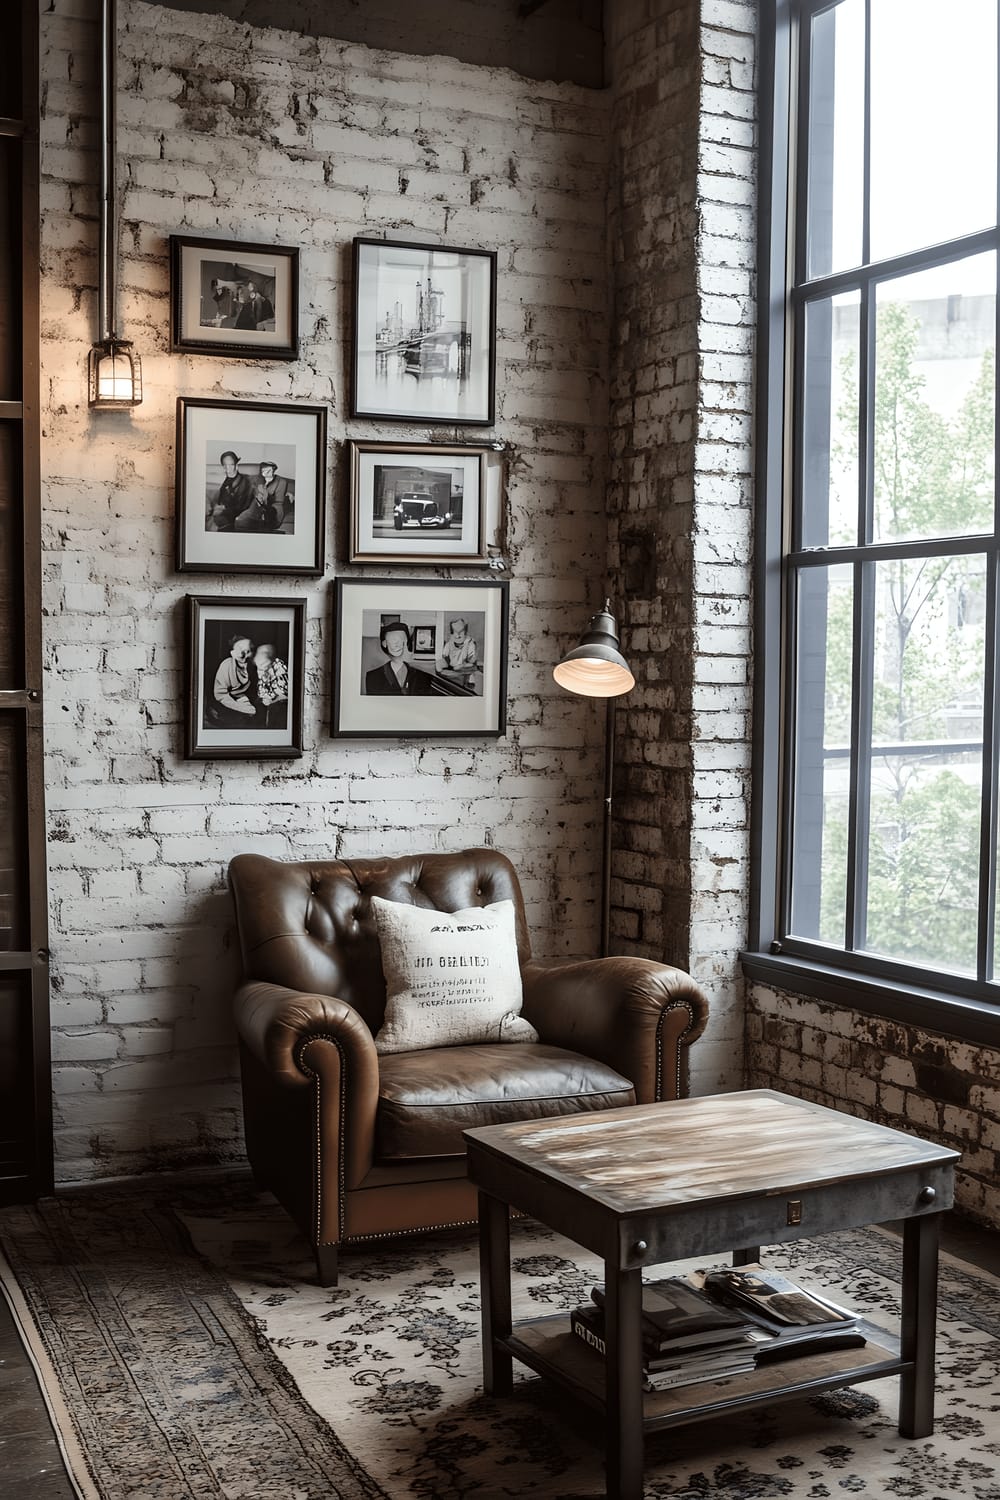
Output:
top-left (228, 848), bottom-right (532, 1034)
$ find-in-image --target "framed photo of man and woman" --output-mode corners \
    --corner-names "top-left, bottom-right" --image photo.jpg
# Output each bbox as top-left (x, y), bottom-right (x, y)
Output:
top-left (169, 235), bottom-right (299, 360)
top-left (175, 397), bottom-right (327, 574)
top-left (185, 595), bottom-right (306, 759)
top-left (332, 578), bottom-right (508, 738)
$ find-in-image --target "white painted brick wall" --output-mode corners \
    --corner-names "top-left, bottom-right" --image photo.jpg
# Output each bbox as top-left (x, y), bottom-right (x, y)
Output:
top-left (39, 0), bottom-right (612, 1181)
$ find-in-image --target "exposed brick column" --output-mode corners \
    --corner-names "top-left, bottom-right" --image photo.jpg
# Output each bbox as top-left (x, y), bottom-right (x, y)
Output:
top-left (607, 0), bottom-right (701, 968)
top-left (608, 0), bottom-right (756, 1092)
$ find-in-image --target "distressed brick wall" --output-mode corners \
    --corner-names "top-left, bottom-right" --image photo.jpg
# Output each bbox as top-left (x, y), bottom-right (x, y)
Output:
top-left (606, 0), bottom-right (756, 1094)
top-left (39, 0), bottom-right (612, 1180)
top-left (747, 986), bottom-right (1000, 1228)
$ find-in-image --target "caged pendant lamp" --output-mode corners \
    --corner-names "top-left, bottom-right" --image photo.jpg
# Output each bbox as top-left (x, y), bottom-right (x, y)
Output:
top-left (88, 0), bottom-right (142, 410)
top-left (553, 602), bottom-right (634, 956)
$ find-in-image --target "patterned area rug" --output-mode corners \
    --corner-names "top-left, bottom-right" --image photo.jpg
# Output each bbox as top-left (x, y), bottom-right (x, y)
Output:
top-left (2, 1174), bottom-right (1000, 1499)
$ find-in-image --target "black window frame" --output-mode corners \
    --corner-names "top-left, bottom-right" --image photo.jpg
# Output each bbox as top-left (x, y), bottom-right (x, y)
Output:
top-left (745, 0), bottom-right (1000, 1047)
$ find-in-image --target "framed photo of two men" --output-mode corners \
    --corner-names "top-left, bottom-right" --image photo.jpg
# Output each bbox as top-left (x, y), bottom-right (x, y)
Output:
top-left (169, 235), bottom-right (299, 360)
top-left (175, 397), bottom-right (327, 574)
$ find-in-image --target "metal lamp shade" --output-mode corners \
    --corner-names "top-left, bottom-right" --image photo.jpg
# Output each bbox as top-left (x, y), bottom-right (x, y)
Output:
top-left (553, 606), bottom-right (634, 698)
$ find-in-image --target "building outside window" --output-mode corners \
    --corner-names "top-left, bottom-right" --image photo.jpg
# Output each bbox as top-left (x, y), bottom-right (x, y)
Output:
top-left (750, 0), bottom-right (1000, 1031)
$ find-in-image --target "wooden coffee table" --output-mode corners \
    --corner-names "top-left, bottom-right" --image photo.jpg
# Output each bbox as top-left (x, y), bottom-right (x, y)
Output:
top-left (464, 1089), bottom-right (959, 1500)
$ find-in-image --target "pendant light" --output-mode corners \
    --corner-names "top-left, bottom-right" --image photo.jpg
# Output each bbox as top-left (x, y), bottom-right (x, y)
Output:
top-left (88, 0), bottom-right (142, 409)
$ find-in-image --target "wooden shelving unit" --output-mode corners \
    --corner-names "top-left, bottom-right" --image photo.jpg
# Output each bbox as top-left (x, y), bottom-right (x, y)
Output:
top-left (0, 0), bottom-right (52, 1204)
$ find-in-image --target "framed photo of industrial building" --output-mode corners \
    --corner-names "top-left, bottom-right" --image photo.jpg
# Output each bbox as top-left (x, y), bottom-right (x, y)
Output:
top-left (169, 235), bottom-right (299, 360)
top-left (348, 439), bottom-right (486, 564)
top-left (175, 397), bottom-right (327, 574)
top-left (351, 237), bottom-right (497, 424)
top-left (332, 578), bottom-right (508, 738)
top-left (184, 595), bottom-right (306, 759)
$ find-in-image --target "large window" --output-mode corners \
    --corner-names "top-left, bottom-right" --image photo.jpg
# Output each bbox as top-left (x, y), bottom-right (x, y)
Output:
top-left (752, 0), bottom-right (1000, 1031)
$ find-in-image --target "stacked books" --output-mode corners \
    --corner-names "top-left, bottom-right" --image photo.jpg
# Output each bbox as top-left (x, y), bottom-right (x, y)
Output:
top-left (570, 1265), bottom-right (866, 1392)
top-left (570, 1276), bottom-right (759, 1392)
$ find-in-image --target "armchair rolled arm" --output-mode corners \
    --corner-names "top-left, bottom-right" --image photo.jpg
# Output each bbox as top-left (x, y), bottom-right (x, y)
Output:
top-left (234, 980), bottom-right (379, 1089)
top-left (234, 980), bottom-right (380, 1193)
top-left (520, 957), bottom-right (708, 1102)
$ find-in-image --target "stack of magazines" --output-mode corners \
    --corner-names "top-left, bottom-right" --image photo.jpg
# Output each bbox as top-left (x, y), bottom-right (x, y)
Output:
top-left (697, 1265), bottom-right (867, 1365)
top-left (569, 1266), bottom-right (866, 1392)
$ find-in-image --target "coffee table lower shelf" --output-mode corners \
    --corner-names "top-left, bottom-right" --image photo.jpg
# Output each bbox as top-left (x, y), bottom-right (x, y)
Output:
top-left (503, 1317), bottom-right (903, 1432)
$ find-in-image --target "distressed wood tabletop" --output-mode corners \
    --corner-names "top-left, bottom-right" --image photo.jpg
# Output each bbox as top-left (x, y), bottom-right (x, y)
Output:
top-left (465, 1089), bottom-right (959, 1214)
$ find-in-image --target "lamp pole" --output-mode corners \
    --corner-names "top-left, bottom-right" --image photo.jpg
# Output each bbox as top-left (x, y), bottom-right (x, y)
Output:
top-left (601, 694), bottom-right (616, 957)
top-left (553, 601), bottom-right (634, 959)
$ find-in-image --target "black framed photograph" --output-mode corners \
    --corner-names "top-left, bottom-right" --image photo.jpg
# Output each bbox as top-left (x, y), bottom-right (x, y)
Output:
top-left (176, 397), bottom-right (327, 574)
top-left (185, 595), bottom-right (306, 759)
top-left (351, 237), bottom-right (497, 424)
top-left (332, 578), bottom-right (508, 738)
top-left (348, 440), bottom-right (486, 564)
top-left (169, 235), bottom-right (299, 359)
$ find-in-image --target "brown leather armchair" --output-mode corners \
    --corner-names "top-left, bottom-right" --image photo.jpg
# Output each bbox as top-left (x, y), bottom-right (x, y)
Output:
top-left (228, 848), bottom-right (709, 1284)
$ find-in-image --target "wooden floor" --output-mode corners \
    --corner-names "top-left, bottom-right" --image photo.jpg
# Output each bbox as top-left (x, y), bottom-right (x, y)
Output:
top-left (1, 1210), bottom-right (998, 1498)
top-left (0, 1293), bottom-right (76, 1499)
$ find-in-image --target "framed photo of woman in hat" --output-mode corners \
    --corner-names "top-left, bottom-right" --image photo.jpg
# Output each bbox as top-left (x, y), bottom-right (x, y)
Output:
top-left (175, 397), bottom-right (327, 574)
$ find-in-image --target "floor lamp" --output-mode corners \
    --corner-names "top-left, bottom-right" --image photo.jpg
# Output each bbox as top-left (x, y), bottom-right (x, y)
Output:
top-left (553, 602), bottom-right (635, 957)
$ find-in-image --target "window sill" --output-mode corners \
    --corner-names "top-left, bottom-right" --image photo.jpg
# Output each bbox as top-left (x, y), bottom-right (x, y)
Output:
top-left (740, 951), bottom-right (1000, 1048)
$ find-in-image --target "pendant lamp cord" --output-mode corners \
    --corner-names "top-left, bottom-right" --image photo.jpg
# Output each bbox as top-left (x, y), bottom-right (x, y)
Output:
top-left (97, 0), bottom-right (118, 344)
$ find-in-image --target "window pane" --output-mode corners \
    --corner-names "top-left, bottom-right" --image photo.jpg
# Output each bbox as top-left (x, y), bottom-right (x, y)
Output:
top-left (806, 0), bottom-right (863, 280)
top-left (801, 291), bottom-right (860, 547)
top-left (789, 565), bottom-right (854, 943)
top-left (870, 0), bottom-right (998, 263)
top-left (862, 555), bottom-right (985, 974)
top-left (873, 255), bottom-right (996, 544)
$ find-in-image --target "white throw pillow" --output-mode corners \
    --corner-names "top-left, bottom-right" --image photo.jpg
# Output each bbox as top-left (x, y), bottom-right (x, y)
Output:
top-left (370, 896), bottom-right (538, 1055)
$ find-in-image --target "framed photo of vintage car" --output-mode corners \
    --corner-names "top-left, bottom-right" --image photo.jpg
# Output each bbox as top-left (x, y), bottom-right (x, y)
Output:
top-left (175, 397), bottom-right (327, 574)
top-left (169, 235), bottom-right (299, 360)
top-left (332, 578), bottom-right (509, 738)
top-left (184, 595), bottom-right (306, 759)
top-left (348, 440), bottom-right (487, 564)
top-left (351, 237), bottom-right (497, 424)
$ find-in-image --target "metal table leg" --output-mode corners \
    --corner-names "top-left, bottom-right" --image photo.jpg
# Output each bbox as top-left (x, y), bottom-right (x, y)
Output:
top-left (478, 1189), bottom-right (513, 1397)
top-left (899, 1210), bottom-right (940, 1438)
top-left (603, 1258), bottom-right (644, 1500)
